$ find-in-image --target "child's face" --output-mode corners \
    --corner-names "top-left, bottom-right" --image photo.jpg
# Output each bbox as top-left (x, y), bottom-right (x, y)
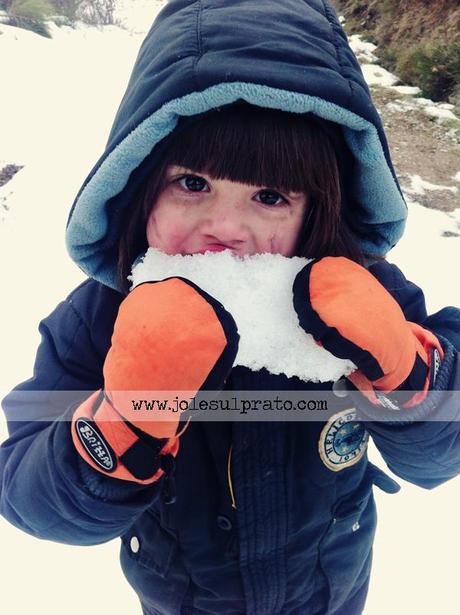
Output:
top-left (146, 166), bottom-right (308, 257)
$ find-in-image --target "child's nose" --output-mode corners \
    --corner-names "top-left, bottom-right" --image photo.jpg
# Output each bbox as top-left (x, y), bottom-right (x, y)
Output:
top-left (200, 198), bottom-right (248, 243)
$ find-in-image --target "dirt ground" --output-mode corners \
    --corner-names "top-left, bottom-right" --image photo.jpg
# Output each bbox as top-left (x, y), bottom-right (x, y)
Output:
top-left (370, 85), bottom-right (460, 213)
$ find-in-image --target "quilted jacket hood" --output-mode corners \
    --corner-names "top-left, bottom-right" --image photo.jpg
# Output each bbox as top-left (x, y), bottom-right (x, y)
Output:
top-left (66, 0), bottom-right (407, 290)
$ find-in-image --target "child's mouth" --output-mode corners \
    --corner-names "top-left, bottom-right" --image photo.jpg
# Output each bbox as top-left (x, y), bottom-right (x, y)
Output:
top-left (195, 244), bottom-right (232, 254)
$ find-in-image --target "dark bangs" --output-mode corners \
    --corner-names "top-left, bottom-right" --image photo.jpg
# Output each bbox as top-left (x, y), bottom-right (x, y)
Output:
top-left (118, 103), bottom-right (377, 291)
top-left (164, 104), bottom-right (338, 196)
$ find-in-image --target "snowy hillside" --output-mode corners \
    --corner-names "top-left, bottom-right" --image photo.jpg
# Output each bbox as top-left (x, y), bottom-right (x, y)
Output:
top-left (0, 4), bottom-right (459, 615)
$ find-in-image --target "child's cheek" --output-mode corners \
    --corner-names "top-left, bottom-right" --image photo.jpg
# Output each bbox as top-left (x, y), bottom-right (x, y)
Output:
top-left (147, 213), bottom-right (178, 252)
top-left (265, 217), bottom-right (299, 256)
top-left (269, 233), bottom-right (295, 256)
top-left (146, 213), bottom-right (162, 249)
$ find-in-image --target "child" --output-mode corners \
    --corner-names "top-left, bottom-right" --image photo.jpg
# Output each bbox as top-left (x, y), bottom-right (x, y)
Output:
top-left (1, 1), bottom-right (460, 614)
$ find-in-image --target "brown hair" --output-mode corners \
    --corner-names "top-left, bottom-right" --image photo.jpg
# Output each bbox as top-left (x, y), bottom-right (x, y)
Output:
top-left (117, 103), bottom-right (382, 291)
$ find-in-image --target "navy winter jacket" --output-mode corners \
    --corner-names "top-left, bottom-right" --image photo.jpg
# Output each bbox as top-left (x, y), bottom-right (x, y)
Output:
top-left (1, 266), bottom-right (459, 615)
top-left (1, 1), bottom-right (460, 614)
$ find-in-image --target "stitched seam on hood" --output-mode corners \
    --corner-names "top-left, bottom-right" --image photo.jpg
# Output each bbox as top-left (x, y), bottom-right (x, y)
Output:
top-left (195, 0), bottom-right (203, 57)
top-left (193, 0), bottom-right (204, 92)
top-left (321, 0), bottom-right (340, 65)
top-left (321, 0), bottom-right (354, 101)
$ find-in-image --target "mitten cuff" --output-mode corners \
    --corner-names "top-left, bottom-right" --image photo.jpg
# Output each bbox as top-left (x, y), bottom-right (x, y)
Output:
top-left (71, 390), bottom-right (180, 487)
top-left (349, 335), bottom-right (456, 423)
top-left (372, 324), bottom-right (444, 409)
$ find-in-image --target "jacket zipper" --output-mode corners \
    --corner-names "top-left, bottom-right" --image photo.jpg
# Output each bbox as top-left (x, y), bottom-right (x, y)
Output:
top-left (227, 444), bottom-right (237, 509)
top-left (160, 453), bottom-right (177, 504)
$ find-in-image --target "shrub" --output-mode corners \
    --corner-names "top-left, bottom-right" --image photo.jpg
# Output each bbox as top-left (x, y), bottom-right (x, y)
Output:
top-left (4, 0), bottom-right (116, 34)
top-left (396, 41), bottom-right (460, 103)
top-left (50, 0), bottom-right (80, 24)
top-left (50, 0), bottom-right (115, 26)
top-left (6, 0), bottom-right (53, 37)
top-left (75, 0), bottom-right (115, 26)
top-left (0, 164), bottom-right (24, 188)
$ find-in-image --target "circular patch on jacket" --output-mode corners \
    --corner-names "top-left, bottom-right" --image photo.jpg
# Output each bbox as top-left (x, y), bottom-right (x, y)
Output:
top-left (319, 409), bottom-right (369, 472)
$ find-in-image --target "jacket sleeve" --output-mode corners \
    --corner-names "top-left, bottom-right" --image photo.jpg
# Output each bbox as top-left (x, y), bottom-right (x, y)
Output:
top-left (353, 261), bottom-right (460, 489)
top-left (0, 281), bottom-right (162, 546)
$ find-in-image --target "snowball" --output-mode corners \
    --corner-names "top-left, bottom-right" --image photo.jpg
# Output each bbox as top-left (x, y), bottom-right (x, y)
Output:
top-left (130, 249), bottom-right (356, 383)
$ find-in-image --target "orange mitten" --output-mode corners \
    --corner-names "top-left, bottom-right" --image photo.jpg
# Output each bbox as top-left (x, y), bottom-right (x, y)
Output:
top-left (71, 278), bottom-right (238, 491)
top-left (293, 257), bottom-right (443, 409)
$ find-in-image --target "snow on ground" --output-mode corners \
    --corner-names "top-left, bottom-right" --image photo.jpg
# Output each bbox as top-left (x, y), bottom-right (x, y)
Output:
top-left (114, 0), bottom-right (167, 33)
top-left (385, 96), bottom-right (459, 121)
top-left (362, 64), bottom-right (400, 87)
top-left (388, 197), bottom-right (460, 313)
top-left (348, 34), bottom-right (460, 123)
top-left (348, 34), bottom-right (379, 64)
top-left (0, 5), bottom-right (164, 389)
top-left (391, 84), bottom-right (421, 96)
top-left (0, 7), bottom-right (459, 615)
top-left (404, 175), bottom-right (459, 197)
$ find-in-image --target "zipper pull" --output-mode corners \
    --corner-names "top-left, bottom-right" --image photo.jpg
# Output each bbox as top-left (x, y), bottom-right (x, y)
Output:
top-left (160, 453), bottom-right (177, 505)
top-left (227, 444), bottom-right (237, 510)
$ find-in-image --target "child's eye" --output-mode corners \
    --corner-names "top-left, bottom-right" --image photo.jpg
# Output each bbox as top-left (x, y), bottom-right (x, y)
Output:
top-left (254, 189), bottom-right (288, 206)
top-left (177, 175), bottom-right (210, 192)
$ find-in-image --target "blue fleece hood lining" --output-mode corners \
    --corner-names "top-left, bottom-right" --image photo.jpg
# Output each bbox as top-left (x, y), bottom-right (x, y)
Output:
top-left (66, 82), bottom-right (407, 290)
